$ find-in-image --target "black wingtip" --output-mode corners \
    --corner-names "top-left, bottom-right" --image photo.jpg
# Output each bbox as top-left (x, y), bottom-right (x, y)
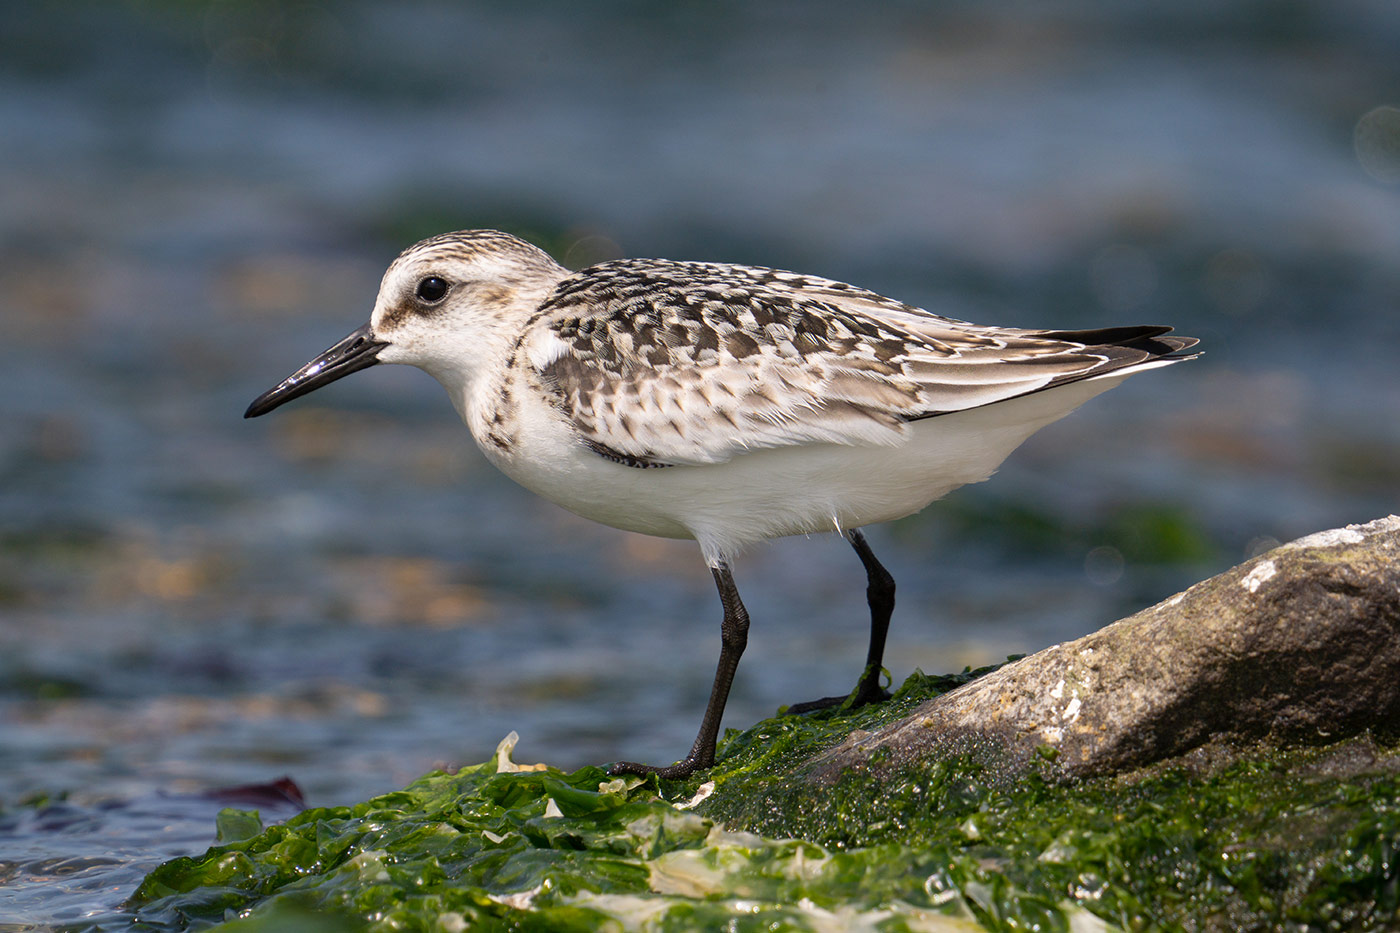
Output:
top-left (1035, 324), bottom-right (1173, 346)
top-left (1037, 325), bottom-right (1200, 359)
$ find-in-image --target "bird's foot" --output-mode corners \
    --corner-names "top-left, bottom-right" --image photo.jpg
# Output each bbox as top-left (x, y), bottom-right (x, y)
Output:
top-left (785, 677), bottom-right (892, 715)
top-left (607, 755), bottom-right (710, 780)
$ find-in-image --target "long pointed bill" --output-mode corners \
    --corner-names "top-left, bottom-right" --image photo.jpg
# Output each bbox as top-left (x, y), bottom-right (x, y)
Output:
top-left (244, 323), bottom-right (388, 418)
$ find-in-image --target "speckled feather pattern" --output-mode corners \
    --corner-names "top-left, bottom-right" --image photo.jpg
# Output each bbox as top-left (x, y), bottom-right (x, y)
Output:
top-left (512, 259), bottom-right (1194, 468)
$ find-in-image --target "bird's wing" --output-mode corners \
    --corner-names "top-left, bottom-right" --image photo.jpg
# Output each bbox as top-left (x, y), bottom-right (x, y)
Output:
top-left (523, 259), bottom-right (1196, 467)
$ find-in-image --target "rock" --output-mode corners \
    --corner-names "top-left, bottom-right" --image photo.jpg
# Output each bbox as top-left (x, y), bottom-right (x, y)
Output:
top-left (810, 515), bottom-right (1400, 781)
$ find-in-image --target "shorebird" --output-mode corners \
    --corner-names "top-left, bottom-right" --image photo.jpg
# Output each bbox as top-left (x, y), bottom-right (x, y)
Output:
top-left (246, 230), bottom-right (1198, 778)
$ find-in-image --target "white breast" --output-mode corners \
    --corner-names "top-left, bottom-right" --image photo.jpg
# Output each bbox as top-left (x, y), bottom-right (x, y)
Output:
top-left (470, 371), bottom-right (1130, 564)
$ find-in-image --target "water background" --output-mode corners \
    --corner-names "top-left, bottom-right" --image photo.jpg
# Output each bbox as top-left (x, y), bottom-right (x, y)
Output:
top-left (2, 2), bottom-right (1399, 926)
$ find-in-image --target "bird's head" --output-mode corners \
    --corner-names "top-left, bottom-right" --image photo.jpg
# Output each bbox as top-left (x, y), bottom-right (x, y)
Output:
top-left (244, 230), bottom-right (568, 418)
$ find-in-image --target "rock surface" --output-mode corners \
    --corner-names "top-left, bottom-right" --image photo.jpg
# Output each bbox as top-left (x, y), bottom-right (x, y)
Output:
top-left (810, 515), bottom-right (1400, 781)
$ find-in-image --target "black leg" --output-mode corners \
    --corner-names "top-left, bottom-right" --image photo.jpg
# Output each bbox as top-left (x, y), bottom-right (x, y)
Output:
top-left (609, 561), bottom-right (750, 779)
top-left (787, 528), bottom-right (896, 714)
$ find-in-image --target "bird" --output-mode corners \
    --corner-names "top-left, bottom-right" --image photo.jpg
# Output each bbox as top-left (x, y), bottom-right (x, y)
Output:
top-left (245, 229), bottom-right (1198, 779)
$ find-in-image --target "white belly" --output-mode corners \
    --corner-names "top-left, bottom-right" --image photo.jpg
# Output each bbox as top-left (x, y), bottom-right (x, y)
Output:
top-left (476, 373), bottom-right (1129, 564)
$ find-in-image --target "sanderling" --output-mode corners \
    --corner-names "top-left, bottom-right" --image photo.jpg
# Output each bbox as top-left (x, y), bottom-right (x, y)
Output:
top-left (246, 229), bottom-right (1198, 778)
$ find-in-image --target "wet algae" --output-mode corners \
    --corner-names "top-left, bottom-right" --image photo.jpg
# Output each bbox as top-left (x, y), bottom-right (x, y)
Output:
top-left (124, 670), bottom-right (1400, 932)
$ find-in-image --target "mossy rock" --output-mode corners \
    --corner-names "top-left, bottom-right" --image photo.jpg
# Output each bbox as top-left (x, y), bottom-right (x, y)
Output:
top-left (119, 517), bottom-right (1400, 931)
top-left (807, 516), bottom-right (1400, 783)
top-left (121, 712), bottom-right (1400, 931)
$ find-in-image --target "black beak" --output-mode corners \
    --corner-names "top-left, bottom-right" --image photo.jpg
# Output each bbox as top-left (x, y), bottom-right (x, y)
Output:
top-left (244, 323), bottom-right (388, 418)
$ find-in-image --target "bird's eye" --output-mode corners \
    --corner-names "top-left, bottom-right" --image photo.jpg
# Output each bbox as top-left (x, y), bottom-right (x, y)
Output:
top-left (416, 276), bottom-right (449, 302)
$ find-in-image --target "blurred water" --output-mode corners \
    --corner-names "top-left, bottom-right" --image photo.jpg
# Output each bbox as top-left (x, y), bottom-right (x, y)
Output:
top-left (2, 1), bottom-right (1399, 927)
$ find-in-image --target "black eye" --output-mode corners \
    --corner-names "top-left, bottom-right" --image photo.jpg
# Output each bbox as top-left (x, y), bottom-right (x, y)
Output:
top-left (416, 276), bottom-right (449, 302)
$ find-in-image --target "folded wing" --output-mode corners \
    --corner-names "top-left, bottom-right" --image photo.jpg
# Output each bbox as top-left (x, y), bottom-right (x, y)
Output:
top-left (526, 260), bottom-right (1197, 467)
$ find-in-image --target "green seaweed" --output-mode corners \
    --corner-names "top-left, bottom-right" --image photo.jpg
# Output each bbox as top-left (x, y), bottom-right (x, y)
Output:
top-left (123, 669), bottom-right (1400, 932)
top-left (214, 809), bottom-right (267, 846)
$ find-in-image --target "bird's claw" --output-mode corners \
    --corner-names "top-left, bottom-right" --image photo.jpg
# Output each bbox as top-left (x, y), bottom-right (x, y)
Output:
top-left (786, 680), bottom-right (892, 715)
